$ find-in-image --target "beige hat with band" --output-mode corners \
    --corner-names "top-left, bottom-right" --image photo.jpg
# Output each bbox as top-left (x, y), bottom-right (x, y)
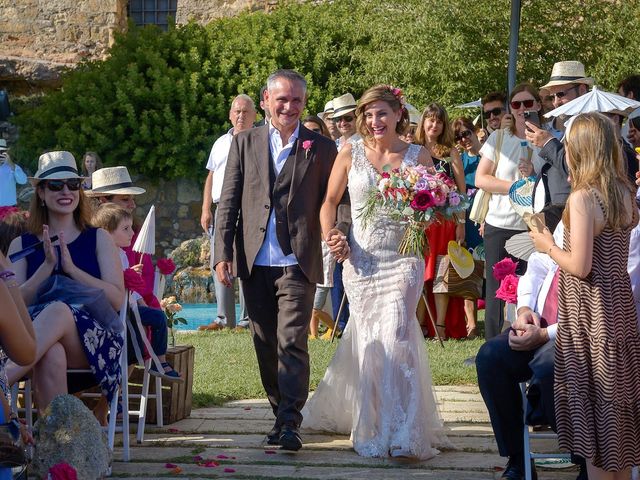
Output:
top-left (330, 93), bottom-right (357, 119)
top-left (29, 151), bottom-right (84, 186)
top-left (86, 166), bottom-right (146, 196)
top-left (541, 61), bottom-right (594, 89)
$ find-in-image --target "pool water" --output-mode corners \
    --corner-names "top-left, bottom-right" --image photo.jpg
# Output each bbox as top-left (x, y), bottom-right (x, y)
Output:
top-left (175, 303), bottom-right (242, 330)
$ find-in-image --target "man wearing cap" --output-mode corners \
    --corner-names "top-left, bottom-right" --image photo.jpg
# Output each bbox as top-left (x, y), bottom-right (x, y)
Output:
top-left (200, 94), bottom-right (256, 330)
top-left (0, 139), bottom-right (27, 207)
top-left (331, 93), bottom-right (361, 152)
top-left (525, 61), bottom-right (593, 231)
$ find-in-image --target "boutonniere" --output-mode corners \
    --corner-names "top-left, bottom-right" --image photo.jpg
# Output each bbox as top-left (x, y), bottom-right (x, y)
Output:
top-left (302, 140), bottom-right (314, 160)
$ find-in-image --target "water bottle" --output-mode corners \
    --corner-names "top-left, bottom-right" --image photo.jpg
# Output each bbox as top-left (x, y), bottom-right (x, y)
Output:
top-left (518, 140), bottom-right (532, 178)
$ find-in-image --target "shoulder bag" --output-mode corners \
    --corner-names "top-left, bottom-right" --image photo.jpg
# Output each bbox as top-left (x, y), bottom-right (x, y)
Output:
top-left (469, 129), bottom-right (505, 225)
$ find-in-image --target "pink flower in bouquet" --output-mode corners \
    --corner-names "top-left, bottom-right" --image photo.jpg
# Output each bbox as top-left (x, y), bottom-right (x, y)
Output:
top-left (436, 172), bottom-right (456, 189)
top-left (449, 192), bottom-right (461, 206)
top-left (431, 188), bottom-right (447, 207)
top-left (48, 462), bottom-right (78, 480)
top-left (160, 296), bottom-right (177, 309)
top-left (168, 302), bottom-right (183, 313)
top-left (493, 257), bottom-right (518, 281)
top-left (495, 274), bottom-right (519, 304)
top-left (157, 257), bottom-right (176, 275)
top-left (414, 178), bottom-right (428, 191)
top-left (377, 177), bottom-right (391, 193)
top-left (410, 190), bottom-right (435, 211)
top-left (381, 171), bottom-right (390, 179)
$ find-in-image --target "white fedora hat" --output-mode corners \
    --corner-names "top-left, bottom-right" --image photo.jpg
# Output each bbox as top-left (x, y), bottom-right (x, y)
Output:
top-left (86, 166), bottom-right (146, 197)
top-left (317, 100), bottom-right (334, 121)
top-left (330, 93), bottom-right (357, 119)
top-left (29, 151), bottom-right (83, 186)
top-left (541, 61), bottom-right (594, 89)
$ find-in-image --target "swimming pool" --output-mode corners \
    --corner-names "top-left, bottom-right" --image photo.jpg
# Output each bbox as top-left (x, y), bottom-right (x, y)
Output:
top-left (175, 303), bottom-right (242, 330)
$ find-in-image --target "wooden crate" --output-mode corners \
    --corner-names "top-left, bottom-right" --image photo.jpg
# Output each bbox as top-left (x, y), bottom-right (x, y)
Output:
top-left (129, 344), bottom-right (195, 425)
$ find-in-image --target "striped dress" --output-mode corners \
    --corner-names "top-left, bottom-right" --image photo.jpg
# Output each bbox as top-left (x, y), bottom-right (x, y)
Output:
top-left (555, 192), bottom-right (640, 471)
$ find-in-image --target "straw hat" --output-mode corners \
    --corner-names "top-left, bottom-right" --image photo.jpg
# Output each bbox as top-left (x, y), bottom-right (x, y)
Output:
top-left (330, 93), bottom-right (357, 119)
top-left (541, 61), bottom-right (594, 89)
top-left (317, 100), bottom-right (334, 121)
top-left (29, 151), bottom-right (83, 186)
top-left (86, 166), bottom-right (146, 196)
top-left (0, 139), bottom-right (7, 151)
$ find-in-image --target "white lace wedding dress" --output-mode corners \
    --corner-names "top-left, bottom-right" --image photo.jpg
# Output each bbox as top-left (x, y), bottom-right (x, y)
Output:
top-left (302, 139), bottom-right (448, 460)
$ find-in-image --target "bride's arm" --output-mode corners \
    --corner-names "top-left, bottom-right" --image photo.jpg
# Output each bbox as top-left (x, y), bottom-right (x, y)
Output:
top-left (321, 144), bottom-right (352, 261)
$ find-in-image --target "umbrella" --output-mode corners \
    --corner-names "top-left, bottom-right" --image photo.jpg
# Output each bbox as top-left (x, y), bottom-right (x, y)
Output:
top-left (544, 86), bottom-right (640, 119)
top-left (133, 205), bottom-right (156, 261)
top-left (456, 98), bottom-right (482, 109)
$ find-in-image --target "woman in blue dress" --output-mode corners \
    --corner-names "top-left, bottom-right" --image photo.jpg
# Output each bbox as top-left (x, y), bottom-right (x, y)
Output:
top-left (6, 151), bottom-right (124, 411)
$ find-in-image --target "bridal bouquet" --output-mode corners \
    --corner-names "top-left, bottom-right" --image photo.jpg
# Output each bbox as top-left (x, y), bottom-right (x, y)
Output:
top-left (359, 164), bottom-right (469, 255)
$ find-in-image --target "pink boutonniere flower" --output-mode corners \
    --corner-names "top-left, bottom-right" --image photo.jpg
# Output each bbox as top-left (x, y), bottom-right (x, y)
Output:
top-left (302, 139), bottom-right (314, 159)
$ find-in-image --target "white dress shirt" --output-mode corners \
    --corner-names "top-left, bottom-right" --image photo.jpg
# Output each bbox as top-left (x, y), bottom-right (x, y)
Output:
top-left (0, 162), bottom-right (27, 207)
top-left (206, 129), bottom-right (234, 203)
top-left (518, 213), bottom-right (640, 340)
top-left (253, 122), bottom-right (300, 267)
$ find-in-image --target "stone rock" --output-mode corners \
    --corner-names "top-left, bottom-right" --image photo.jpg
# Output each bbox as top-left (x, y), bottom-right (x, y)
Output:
top-left (170, 236), bottom-right (207, 268)
top-left (32, 394), bottom-right (111, 479)
top-left (176, 178), bottom-right (202, 203)
top-left (173, 265), bottom-right (213, 303)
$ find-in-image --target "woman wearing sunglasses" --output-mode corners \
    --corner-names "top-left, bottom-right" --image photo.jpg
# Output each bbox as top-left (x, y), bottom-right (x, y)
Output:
top-left (452, 117), bottom-right (483, 338)
top-left (5, 151), bottom-right (124, 412)
top-left (475, 83), bottom-right (542, 340)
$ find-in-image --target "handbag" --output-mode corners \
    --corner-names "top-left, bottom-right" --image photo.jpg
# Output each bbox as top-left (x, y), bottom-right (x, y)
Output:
top-left (469, 129), bottom-right (505, 224)
top-left (433, 255), bottom-right (484, 299)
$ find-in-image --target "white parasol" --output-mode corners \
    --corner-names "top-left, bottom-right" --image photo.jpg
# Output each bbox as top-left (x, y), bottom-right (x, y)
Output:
top-left (456, 98), bottom-right (482, 109)
top-left (133, 205), bottom-right (156, 260)
top-left (544, 86), bottom-right (640, 119)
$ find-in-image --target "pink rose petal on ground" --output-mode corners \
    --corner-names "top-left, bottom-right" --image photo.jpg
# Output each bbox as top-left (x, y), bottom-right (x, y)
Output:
top-left (165, 463), bottom-right (178, 468)
top-left (224, 468), bottom-right (236, 473)
top-left (265, 450), bottom-right (277, 455)
top-left (216, 454), bottom-right (229, 459)
top-left (193, 455), bottom-right (203, 462)
top-left (204, 461), bottom-right (219, 467)
top-left (231, 456), bottom-right (236, 459)
top-left (243, 407), bottom-right (251, 410)
top-left (168, 428), bottom-right (181, 433)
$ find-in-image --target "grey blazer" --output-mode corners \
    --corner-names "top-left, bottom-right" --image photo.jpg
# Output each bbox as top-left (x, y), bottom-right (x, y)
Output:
top-left (213, 124), bottom-right (339, 284)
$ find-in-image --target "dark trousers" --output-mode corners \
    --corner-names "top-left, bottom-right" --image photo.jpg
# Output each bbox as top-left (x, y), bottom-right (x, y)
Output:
top-left (127, 305), bottom-right (169, 364)
top-left (483, 224), bottom-right (527, 339)
top-left (476, 331), bottom-right (555, 458)
top-left (331, 262), bottom-right (349, 330)
top-left (241, 264), bottom-right (315, 427)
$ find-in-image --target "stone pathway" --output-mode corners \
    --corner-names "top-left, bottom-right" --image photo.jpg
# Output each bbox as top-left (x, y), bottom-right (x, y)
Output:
top-left (112, 386), bottom-right (579, 479)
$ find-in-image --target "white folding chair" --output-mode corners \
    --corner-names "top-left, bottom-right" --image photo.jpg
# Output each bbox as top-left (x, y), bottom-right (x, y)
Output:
top-left (520, 382), bottom-right (570, 480)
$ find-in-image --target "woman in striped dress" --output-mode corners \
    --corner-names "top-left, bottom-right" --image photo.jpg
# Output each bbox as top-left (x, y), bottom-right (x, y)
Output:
top-left (530, 112), bottom-right (640, 479)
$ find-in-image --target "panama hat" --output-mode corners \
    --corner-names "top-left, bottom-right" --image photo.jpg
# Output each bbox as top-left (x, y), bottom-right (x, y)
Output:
top-left (86, 166), bottom-right (146, 197)
top-left (318, 100), bottom-right (334, 121)
top-left (0, 139), bottom-right (7, 151)
top-left (541, 61), bottom-right (594, 89)
top-left (29, 151), bottom-right (84, 186)
top-left (330, 93), bottom-right (357, 119)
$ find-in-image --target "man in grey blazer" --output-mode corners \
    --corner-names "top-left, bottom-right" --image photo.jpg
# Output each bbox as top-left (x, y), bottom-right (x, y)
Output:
top-left (213, 69), bottom-right (346, 451)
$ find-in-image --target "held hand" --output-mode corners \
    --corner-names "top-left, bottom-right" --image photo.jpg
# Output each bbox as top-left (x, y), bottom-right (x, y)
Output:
top-left (455, 223), bottom-right (466, 243)
top-left (509, 323), bottom-right (548, 351)
top-left (524, 122), bottom-right (552, 148)
top-left (512, 307), bottom-right (541, 330)
top-left (500, 113), bottom-right (514, 130)
top-left (42, 224), bottom-right (58, 269)
top-left (518, 160), bottom-right (534, 178)
top-left (58, 231), bottom-right (77, 276)
top-left (131, 263), bottom-right (143, 274)
top-left (200, 209), bottom-right (212, 234)
top-left (529, 227), bottom-right (555, 254)
top-left (215, 261), bottom-right (234, 288)
top-left (325, 228), bottom-right (350, 262)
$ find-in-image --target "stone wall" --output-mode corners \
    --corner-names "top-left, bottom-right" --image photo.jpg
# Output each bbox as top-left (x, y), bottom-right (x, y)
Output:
top-left (175, 0), bottom-right (274, 24)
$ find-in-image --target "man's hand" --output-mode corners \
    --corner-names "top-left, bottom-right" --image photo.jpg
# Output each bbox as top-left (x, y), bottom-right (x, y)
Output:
top-left (509, 307), bottom-right (548, 351)
top-left (215, 261), bottom-right (234, 288)
top-left (524, 122), bottom-right (552, 148)
top-left (500, 113), bottom-right (514, 130)
top-left (325, 228), bottom-right (350, 263)
top-left (200, 209), bottom-right (212, 234)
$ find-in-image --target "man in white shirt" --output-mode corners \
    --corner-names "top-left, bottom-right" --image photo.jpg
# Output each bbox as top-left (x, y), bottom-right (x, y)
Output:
top-left (200, 95), bottom-right (256, 330)
top-left (0, 140), bottom-right (27, 207)
top-left (477, 221), bottom-right (640, 480)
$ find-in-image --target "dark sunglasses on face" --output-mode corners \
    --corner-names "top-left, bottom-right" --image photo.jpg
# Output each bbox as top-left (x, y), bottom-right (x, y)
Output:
top-left (482, 107), bottom-right (504, 119)
top-left (335, 115), bottom-right (354, 123)
top-left (549, 85), bottom-right (579, 100)
top-left (43, 178), bottom-right (82, 192)
top-left (455, 129), bottom-right (473, 142)
top-left (510, 99), bottom-right (535, 110)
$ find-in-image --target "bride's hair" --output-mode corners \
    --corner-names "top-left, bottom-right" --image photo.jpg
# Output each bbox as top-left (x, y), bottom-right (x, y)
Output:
top-left (355, 85), bottom-right (410, 140)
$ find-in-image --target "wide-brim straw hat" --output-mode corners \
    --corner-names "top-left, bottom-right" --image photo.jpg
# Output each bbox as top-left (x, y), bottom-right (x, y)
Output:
top-left (330, 93), bottom-right (357, 119)
top-left (85, 166), bottom-right (146, 197)
top-left (541, 61), bottom-right (594, 89)
top-left (29, 151), bottom-right (84, 186)
top-left (0, 139), bottom-right (7, 151)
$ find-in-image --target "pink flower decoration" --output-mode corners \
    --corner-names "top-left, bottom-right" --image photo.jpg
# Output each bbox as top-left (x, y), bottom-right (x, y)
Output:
top-left (216, 454), bottom-right (229, 459)
top-left (410, 190), bottom-right (435, 211)
top-left (381, 171), bottom-right (391, 179)
top-left (431, 189), bottom-right (447, 207)
top-left (204, 460), bottom-right (219, 467)
top-left (157, 257), bottom-right (176, 275)
top-left (495, 274), bottom-right (519, 304)
top-left (302, 139), bottom-right (314, 151)
top-left (193, 455), bottom-right (203, 462)
top-left (493, 257), bottom-right (518, 281)
top-left (165, 463), bottom-right (178, 468)
top-left (265, 450), bottom-right (277, 454)
top-left (224, 468), bottom-right (236, 473)
top-left (48, 463), bottom-right (78, 480)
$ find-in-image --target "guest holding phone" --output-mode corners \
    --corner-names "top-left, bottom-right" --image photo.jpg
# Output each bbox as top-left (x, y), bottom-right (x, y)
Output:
top-left (0, 140), bottom-right (27, 208)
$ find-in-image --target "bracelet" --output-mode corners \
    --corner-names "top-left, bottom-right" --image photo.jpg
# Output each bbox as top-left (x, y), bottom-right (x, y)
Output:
top-left (0, 269), bottom-right (16, 280)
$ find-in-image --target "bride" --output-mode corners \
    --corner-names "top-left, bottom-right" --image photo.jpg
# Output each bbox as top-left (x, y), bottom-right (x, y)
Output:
top-left (303, 85), bottom-right (448, 459)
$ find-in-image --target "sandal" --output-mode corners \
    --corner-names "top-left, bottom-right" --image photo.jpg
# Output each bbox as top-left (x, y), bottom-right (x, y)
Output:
top-left (150, 362), bottom-right (185, 384)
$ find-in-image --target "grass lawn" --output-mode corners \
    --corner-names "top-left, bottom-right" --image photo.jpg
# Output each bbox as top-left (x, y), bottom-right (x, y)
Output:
top-left (179, 318), bottom-right (483, 408)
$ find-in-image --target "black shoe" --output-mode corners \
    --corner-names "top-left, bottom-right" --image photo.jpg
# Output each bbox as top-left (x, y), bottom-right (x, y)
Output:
top-left (278, 425), bottom-right (302, 451)
top-left (501, 456), bottom-right (537, 480)
top-left (575, 462), bottom-right (588, 480)
top-left (266, 424), bottom-right (281, 446)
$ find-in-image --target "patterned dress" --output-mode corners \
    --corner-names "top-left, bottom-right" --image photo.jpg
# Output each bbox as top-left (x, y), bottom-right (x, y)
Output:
top-left (303, 140), bottom-right (448, 459)
top-left (555, 191), bottom-right (640, 471)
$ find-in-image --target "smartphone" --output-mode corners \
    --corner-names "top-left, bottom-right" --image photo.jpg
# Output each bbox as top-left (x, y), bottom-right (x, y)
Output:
top-left (524, 110), bottom-right (540, 129)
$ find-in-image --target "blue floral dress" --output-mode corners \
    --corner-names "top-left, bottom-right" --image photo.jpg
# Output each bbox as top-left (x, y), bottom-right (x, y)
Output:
top-left (22, 228), bottom-right (123, 402)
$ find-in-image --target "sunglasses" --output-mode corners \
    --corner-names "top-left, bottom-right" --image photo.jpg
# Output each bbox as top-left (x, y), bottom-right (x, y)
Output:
top-left (549, 85), bottom-right (579, 100)
top-left (482, 107), bottom-right (504, 119)
top-left (335, 115), bottom-right (354, 123)
top-left (43, 178), bottom-right (82, 192)
top-left (510, 99), bottom-right (535, 110)
top-left (455, 129), bottom-right (473, 142)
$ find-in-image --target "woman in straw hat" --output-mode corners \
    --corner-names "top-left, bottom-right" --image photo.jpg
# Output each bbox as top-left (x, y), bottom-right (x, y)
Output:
top-left (5, 151), bottom-right (124, 411)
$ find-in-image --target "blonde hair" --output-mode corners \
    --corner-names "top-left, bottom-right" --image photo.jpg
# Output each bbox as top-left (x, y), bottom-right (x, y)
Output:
top-left (28, 183), bottom-right (92, 235)
top-left (92, 203), bottom-right (132, 233)
top-left (414, 103), bottom-right (454, 158)
top-left (355, 85), bottom-right (409, 141)
top-left (563, 112), bottom-right (635, 230)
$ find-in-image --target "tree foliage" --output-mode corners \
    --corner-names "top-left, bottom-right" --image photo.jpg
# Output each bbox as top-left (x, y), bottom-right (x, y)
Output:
top-left (14, 0), bottom-right (638, 178)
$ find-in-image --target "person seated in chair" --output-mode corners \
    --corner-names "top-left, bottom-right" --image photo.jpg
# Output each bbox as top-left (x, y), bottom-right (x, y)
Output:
top-left (476, 217), bottom-right (640, 480)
